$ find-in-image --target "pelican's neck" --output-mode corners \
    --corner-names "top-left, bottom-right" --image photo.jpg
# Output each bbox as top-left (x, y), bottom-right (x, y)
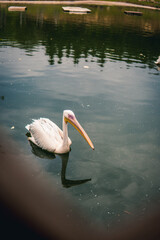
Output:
top-left (62, 114), bottom-right (69, 147)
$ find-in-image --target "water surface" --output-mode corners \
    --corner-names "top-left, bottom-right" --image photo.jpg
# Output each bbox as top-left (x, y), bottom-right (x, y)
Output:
top-left (0, 4), bottom-right (160, 228)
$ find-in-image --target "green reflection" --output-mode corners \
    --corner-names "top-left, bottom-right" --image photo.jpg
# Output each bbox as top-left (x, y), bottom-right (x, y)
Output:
top-left (0, 5), bottom-right (160, 67)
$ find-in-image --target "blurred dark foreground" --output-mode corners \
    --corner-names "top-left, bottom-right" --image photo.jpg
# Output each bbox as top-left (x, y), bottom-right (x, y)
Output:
top-left (0, 127), bottom-right (160, 240)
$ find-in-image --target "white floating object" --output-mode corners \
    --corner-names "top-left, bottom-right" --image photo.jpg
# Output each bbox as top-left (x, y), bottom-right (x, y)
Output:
top-left (11, 126), bottom-right (15, 130)
top-left (62, 7), bottom-right (91, 14)
top-left (8, 6), bottom-right (27, 12)
top-left (155, 56), bottom-right (160, 65)
top-left (83, 65), bottom-right (89, 69)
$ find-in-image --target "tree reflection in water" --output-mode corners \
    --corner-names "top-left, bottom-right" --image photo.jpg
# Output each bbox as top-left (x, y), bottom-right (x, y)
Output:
top-left (0, 5), bottom-right (160, 68)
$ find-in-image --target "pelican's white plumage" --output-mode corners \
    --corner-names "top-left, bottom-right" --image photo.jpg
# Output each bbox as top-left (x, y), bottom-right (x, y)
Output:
top-left (26, 118), bottom-right (72, 153)
top-left (25, 110), bottom-right (94, 154)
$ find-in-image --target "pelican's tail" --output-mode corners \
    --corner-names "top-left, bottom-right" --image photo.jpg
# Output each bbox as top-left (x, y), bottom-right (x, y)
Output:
top-left (25, 119), bottom-right (36, 131)
top-left (25, 124), bottom-right (30, 131)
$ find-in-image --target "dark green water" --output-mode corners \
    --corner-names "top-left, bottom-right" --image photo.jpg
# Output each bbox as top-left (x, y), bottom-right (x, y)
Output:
top-left (0, 4), bottom-right (160, 229)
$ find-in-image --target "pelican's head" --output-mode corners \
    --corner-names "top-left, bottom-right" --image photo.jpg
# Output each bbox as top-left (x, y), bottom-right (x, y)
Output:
top-left (63, 110), bottom-right (94, 150)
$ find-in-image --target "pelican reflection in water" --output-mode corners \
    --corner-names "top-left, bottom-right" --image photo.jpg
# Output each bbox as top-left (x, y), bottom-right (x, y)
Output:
top-left (29, 141), bottom-right (91, 188)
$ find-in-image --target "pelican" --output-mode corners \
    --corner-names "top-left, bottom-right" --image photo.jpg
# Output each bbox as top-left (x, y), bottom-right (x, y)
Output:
top-left (155, 56), bottom-right (160, 65)
top-left (25, 110), bottom-right (94, 154)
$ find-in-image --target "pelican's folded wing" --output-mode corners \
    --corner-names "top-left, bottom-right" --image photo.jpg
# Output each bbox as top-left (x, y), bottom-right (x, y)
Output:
top-left (39, 118), bottom-right (72, 146)
top-left (26, 119), bottom-right (59, 152)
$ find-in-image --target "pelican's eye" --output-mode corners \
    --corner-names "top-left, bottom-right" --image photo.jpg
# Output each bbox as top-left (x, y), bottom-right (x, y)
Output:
top-left (68, 114), bottom-right (74, 121)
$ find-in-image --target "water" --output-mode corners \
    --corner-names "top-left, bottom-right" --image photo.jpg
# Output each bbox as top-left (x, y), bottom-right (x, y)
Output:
top-left (0, 4), bottom-right (160, 228)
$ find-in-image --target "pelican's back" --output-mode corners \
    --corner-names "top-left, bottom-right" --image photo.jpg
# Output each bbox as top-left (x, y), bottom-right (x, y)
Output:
top-left (25, 118), bottom-right (65, 152)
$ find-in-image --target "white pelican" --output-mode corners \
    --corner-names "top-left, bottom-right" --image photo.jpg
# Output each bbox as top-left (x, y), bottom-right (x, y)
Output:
top-left (25, 110), bottom-right (94, 154)
top-left (155, 56), bottom-right (160, 65)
